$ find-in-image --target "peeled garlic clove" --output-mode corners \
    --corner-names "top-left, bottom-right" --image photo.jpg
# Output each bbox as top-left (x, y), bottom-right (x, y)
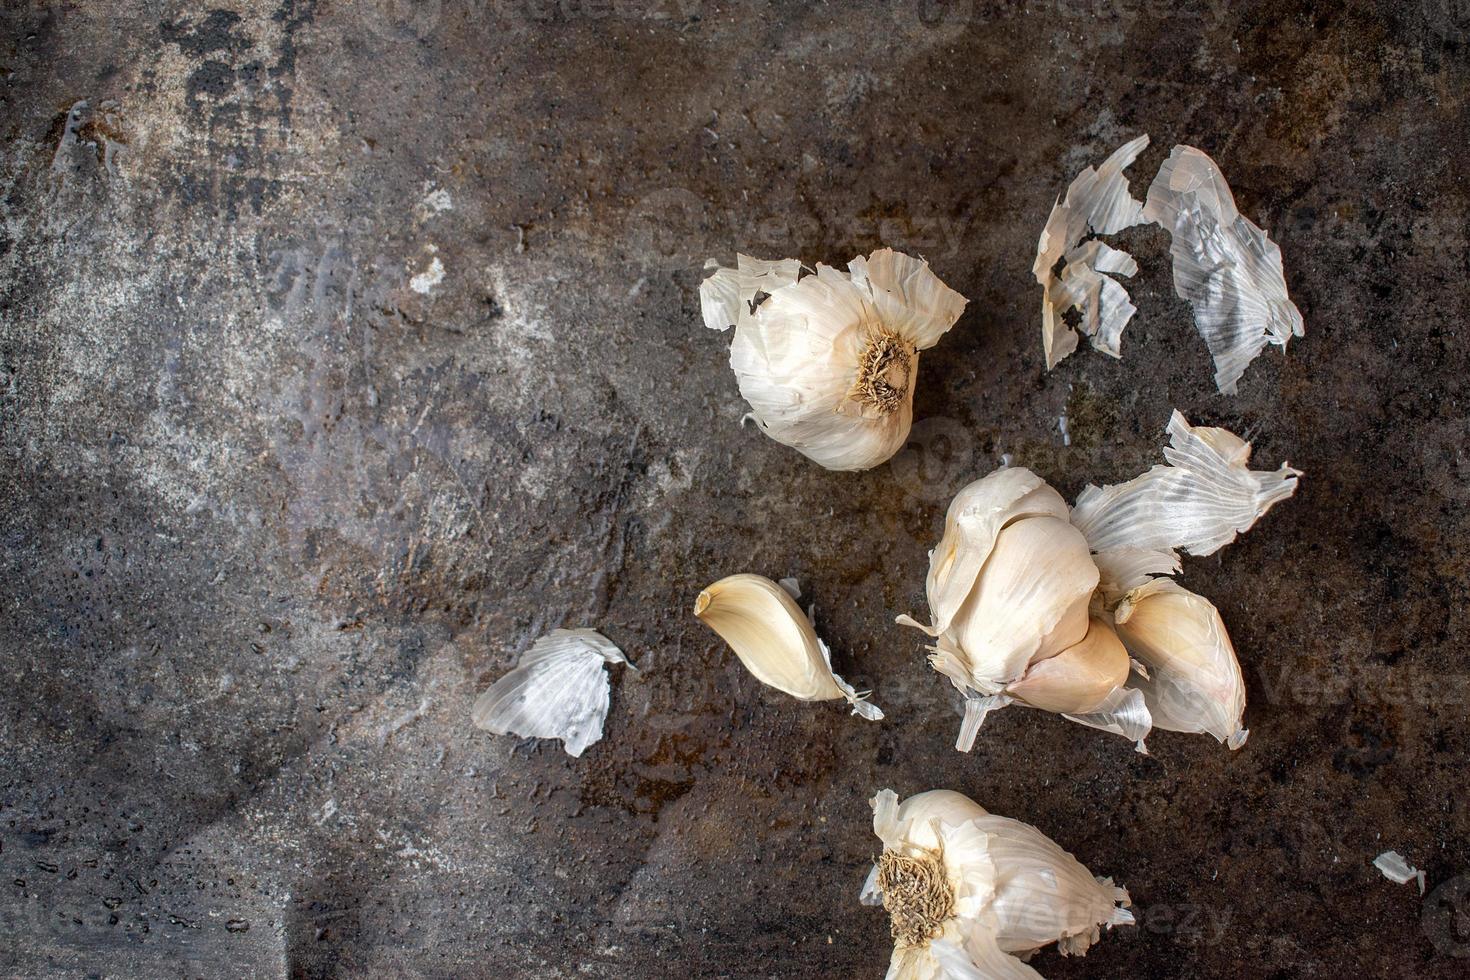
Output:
top-left (908, 467), bottom-right (1071, 639)
top-left (1143, 145), bottom-right (1305, 394)
top-left (724, 247), bottom-right (966, 471)
top-left (1072, 410), bottom-right (1300, 599)
top-left (470, 628), bottom-right (631, 758)
top-left (1114, 579), bottom-right (1246, 747)
top-left (694, 573), bottom-right (882, 720)
top-left (868, 788), bottom-right (1131, 977)
top-left (1004, 617), bottom-right (1129, 715)
top-left (947, 515), bottom-right (1098, 691)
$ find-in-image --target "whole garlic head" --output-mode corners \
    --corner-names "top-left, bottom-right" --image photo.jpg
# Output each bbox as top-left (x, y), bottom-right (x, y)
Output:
top-left (702, 248), bottom-right (967, 471)
top-left (866, 788), bottom-right (1132, 979)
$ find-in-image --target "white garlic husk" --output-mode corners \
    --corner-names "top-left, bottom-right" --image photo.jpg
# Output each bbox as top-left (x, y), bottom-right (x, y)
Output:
top-left (866, 788), bottom-right (1132, 979)
top-left (471, 628), bottom-right (633, 758)
top-left (694, 573), bottom-right (882, 720)
top-left (702, 248), bottom-right (967, 471)
top-left (900, 411), bottom-right (1299, 751)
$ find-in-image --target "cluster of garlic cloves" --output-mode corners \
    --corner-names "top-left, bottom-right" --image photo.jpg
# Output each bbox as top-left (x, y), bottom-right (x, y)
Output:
top-left (864, 788), bottom-right (1132, 979)
top-left (900, 410), bottom-right (1299, 751)
top-left (694, 573), bottom-right (882, 719)
top-left (701, 248), bottom-right (968, 471)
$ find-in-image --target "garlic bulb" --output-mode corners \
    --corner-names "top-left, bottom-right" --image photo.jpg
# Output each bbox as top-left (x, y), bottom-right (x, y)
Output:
top-left (702, 248), bottom-right (967, 471)
top-left (694, 573), bottom-right (882, 720)
top-left (900, 411), bottom-right (1298, 750)
top-left (470, 628), bottom-right (633, 757)
top-left (866, 788), bottom-right (1132, 979)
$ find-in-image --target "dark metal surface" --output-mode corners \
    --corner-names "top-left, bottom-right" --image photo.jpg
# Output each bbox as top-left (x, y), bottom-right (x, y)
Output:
top-left (3, 1), bottom-right (1468, 976)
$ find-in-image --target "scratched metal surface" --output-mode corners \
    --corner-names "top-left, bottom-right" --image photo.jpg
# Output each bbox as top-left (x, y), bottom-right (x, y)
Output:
top-left (3, 1), bottom-right (1469, 977)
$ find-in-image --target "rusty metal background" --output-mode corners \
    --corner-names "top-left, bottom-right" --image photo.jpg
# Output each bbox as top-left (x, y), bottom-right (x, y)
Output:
top-left (3, 1), bottom-right (1469, 976)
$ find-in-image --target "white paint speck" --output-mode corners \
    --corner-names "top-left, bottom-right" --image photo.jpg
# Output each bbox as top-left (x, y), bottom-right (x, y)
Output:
top-left (410, 256), bottom-right (445, 294)
top-left (421, 184), bottom-right (453, 213)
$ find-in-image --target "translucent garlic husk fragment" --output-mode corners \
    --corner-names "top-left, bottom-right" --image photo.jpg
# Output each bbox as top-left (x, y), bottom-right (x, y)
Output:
top-left (470, 628), bottom-right (633, 758)
top-left (1033, 135), bottom-right (1150, 369)
top-left (867, 788), bottom-right (1132, 979)
top-left (900, 411), bottom-right (1299, 750)
top-left (1036, 138), bottom-right (1304, 393)
top-left (694, 573), bottom-right (882, 720)
top-left (1144, 145), bottom-right (1305, 394)
top-left (702, 248), bottom-right (967, 471)
top-left (1072, 410), bottom-right (1302, 601)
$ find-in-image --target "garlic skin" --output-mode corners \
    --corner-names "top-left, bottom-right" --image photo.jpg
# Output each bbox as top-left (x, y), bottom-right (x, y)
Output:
top-left (1037, 138), bottom-right (1304, 392)
top-left (867, 788), bottom-right (1132, 979)
top-left (1114, 579), bottom-right (1247, 747)
top-left (706, 248), bottom-right (967, 471)
top-left (1144, 145), bottom-right (1305, 394)
top-left (694, 573), bottom-right (882, 720)
top-left (1072, 409), bottom-right (1301, 600)
top-left (470, 629), bottom-right (632, 758)
top-left (1034, 135), bottom-right (1151, 369)
top-left (901, 411), bottom-right (1299, 751)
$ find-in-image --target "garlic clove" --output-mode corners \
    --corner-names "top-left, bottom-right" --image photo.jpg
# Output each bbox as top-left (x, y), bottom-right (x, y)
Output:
top-left (906, 467), bottom-right (1071, 639)
top-left (470, 628), bottom-right (631, 758)
top-left (948, 515), bottom-right (1097, 691)
top-left (1143, 145), bottom-right (1305, 394)
top-left (1114, 579), bottom-right (1246, 747)
top-left (1004, 617), bottom-right (1129, 715)
top-left (1072, 410), bottom-right (1300, 598)
top-left (966, 814), bottom-right (1133, 958)
top-left (694, 573), bottom-right (882, 719)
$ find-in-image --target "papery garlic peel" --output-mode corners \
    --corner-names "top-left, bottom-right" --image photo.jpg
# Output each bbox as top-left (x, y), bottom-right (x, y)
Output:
top-left (470, 628), bottom-right (632, 758)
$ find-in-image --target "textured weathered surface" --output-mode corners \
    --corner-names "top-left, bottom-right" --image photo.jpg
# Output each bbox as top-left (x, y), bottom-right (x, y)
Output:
top-left (3, 1), bottom-right (1468, 976)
